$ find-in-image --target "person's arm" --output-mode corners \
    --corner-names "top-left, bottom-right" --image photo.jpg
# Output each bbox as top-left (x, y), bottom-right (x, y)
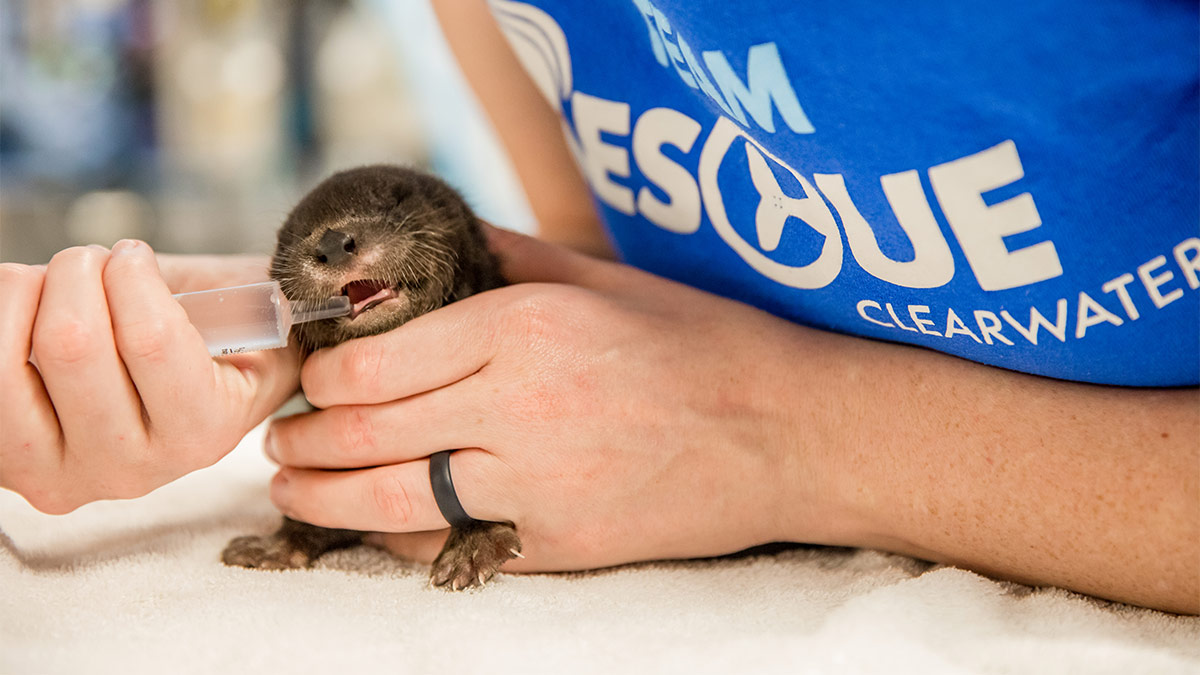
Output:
top-left (431, 0), bottom-right (612, 259)
top-left (261, 225), bottom-right (1198, 615)
top-left (258, 2), bottom-right (1198, 614)
top-left (779, 328), bottom-right (1199, 614)
top-left (428, 3), bottom-right (1199, 613)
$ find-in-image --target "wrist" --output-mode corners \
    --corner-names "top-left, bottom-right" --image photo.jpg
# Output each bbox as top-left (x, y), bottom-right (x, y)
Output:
top-left (763, 326), bottom-right (891, 550)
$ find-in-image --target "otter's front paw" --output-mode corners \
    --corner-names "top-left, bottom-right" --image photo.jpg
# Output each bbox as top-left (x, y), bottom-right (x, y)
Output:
top-left (430, 522), bottom-right (522, 590)
top-left (221, 534), bottom-right (314, 570)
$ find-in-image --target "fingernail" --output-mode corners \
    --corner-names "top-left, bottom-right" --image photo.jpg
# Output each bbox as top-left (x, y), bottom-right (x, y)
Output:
top-left (269, 470), bottom-right (291, 498)
top-left (112, 239), bottom-right (144, 255)
top-left (263, 426), bottom-right (279, 462)
top-left (269, 471), bottom-right (292, 514)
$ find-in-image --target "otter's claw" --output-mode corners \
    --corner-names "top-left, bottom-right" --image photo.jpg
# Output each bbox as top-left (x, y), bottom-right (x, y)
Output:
top-left (430, 522), bottom-right (522, 591)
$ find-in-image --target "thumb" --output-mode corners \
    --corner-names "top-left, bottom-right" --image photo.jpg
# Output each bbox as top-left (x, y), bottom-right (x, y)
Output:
top-left (218, 341), bottom-right (302, 428)
top-left (158, 252), bottom-right (302, 426)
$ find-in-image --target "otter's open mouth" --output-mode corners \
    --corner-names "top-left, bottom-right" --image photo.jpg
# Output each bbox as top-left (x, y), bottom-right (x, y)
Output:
top-left (342, 279), bottom-right (401, 318)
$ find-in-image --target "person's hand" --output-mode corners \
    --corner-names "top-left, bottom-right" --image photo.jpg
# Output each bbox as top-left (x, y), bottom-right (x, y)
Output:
top-left (264, 226), bottom-right (854, 572)
top-left (0, 242), bottom-right (301, 513)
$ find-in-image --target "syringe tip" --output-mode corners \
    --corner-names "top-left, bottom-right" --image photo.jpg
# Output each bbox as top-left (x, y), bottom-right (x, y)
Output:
top-left (291, 295), bottom-right (352, 324)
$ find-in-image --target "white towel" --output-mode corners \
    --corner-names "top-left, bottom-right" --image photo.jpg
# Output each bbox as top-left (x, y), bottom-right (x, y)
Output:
top-left (2, 423), bottom-right (1197, 675)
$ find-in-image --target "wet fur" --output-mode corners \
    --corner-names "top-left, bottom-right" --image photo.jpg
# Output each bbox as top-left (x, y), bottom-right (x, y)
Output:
top-left (222, 165), bottom-right (521, 589)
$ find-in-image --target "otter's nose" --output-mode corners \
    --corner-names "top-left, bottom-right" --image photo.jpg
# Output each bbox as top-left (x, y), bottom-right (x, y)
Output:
top-left (316, 229), bottom-right (356, 266)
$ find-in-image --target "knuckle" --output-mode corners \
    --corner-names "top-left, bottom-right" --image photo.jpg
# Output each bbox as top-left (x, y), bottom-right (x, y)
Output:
top-left (493, 289), bottom-right (596, 423)
top-left (34, 317), bottom-right (101, 366)
top-left (334, 407), bottom-right (375, 457)
top-left (501, 286), bottom-right (584, 342)
top-left (20, 484), bottom-right (83, 515)
top-left (370, 472), bottom-right (416, 529)
top-left (101, 246), bottom-right (142, 279)
top-left (115, 316), bottom-right (173, 364)
top-left (50, 245), bottom-right (107, 268)
top-left (505, 290), bottom-right (559, 333)
top-left (341, 340), bottom-right (386, 396)
top-left (0, 262), bottom-right (43, 286)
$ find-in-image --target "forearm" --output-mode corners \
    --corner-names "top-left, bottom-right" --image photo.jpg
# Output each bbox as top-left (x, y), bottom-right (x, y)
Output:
top-left (787, 330), bottom-right (1200, 613)
top-left (431, 0), bottom-right (613, 258)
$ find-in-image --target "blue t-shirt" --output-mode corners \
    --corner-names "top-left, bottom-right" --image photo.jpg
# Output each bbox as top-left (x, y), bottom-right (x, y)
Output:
top-left (489, 0), bottom-right (1199, 386)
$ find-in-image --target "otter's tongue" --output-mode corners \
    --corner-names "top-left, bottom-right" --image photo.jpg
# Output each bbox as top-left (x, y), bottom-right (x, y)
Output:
top-left (343, 280), bottom-right (397, 317)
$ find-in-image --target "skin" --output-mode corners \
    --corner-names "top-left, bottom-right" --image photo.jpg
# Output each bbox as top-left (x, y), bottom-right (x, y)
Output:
top-left (429, 0), bottom-right (612, 259)
top-left (1, 1), bottom-right (1196, 615)
top-left (266, 225), bottom-right (1199, 614)
top-left (0, 245), bottom-right (299, 513)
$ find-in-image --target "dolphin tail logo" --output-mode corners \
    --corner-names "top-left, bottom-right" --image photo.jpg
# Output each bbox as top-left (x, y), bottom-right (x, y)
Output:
top-left (746, 143), bottom-right (792, 252)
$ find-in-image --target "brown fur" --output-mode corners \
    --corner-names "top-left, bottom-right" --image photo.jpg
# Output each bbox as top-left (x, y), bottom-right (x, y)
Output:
top-left (222, 165), bottom-right (521, 589)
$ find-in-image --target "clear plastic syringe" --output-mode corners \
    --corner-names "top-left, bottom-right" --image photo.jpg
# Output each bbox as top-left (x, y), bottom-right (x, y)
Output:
top-left (173, 281), bottom-right (351, 357)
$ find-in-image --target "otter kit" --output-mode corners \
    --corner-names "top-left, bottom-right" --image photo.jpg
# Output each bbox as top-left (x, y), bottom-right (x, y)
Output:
top-left (222, 165), bottom-right (521, 589)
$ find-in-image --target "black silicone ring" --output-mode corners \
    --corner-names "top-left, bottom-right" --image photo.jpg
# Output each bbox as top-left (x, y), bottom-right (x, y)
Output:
top-left (429, 450), bottom-right (477, 529)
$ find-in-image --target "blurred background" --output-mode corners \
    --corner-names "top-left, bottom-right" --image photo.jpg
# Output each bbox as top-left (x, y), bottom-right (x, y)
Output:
top-left (0, 0), bottom-right (533, 264)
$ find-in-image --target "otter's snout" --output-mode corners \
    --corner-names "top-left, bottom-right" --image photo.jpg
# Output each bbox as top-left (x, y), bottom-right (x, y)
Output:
top-left (316, 229), bottom-right (357, 266)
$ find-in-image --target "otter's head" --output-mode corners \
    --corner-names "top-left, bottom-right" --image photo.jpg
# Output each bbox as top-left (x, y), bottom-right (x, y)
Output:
top-left (270, 165), bottom-right (502, 352)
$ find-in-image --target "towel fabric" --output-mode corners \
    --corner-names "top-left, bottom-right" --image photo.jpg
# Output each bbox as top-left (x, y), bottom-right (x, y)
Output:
top-left (2, 424), bottom-right (1197, 674)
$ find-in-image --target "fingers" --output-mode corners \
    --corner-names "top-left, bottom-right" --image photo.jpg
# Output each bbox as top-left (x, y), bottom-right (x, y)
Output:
top-left (104, 240), bottom-right (217, 442)
top-left (300, 225), bottom-right (627, 408)
top-left (1, 247), bottom-right (298, 512)
top-left (270, 459), bottom-right (444, 532)
top-left (299, 291), bottom-right (502, 408)
top-left (0, 263), bottom-right (61, 493)
top-left (31, 246), bottom-right (146, 450)
top-left (271, 461), bottom-right (447, 532)
top-left (157, 250), bottom-right (302, 432)
top-left (115, 244), bottom-right (300, 454)
top-left (0, 262), bottom-right (44, 365)
top-left (267, 383), bottom-right (487, 469)
top-left (270, 448), bottom-right (502, 534)
top-left (216, 344), bottom-right (304, 431)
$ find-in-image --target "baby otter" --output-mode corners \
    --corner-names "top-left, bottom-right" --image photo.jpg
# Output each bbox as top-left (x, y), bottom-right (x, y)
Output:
top-left (221, 165), bottom-right (521, 590)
